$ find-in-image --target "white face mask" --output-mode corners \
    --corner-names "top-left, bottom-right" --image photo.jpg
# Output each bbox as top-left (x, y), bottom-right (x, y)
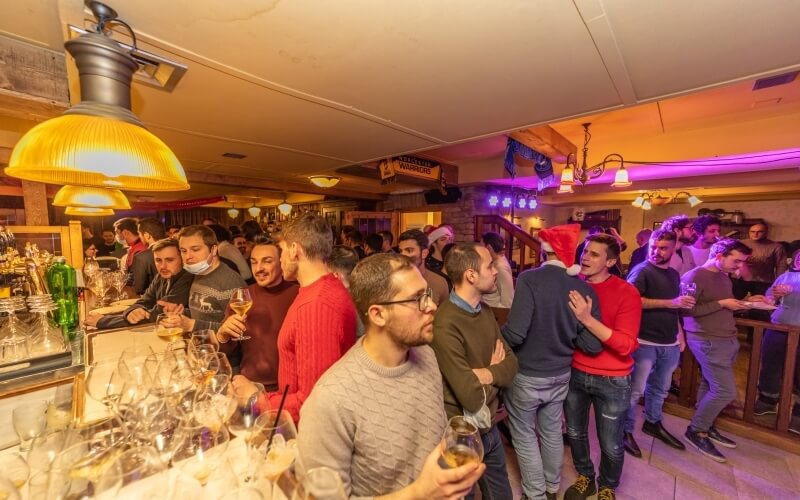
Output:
top-left (183, 252), bottom-right (214, 275)
top-left (116, 235), bottom-right (125, 245)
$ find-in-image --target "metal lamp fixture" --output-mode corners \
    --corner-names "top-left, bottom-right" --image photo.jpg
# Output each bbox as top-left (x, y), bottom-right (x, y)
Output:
top-left (65, 206), bottom-right (115, 216)
top-left (248, 203), bottom-right (261, 218)
top-left (227, 202), bottom-right (240, 219)
top-left (5, 1), bottom-right (189, 191)
top-left (674, 191), bottom-right (703, 208)
top-left (633, 191), bottom-right (703, 210)
top-left (53, 185), bottom-right (131, 209)
top-left (308, 175), bottom-right (341, 188)
top-left (559, 123), bottom-right (631, 188)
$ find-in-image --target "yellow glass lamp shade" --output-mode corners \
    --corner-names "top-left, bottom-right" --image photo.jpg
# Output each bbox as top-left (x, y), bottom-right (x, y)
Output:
top-left (559, 166), bottom-right (575, 186)
top-left (278, 201), bottom-right (292, 215)
top-left (556, 184), bottom-right (574, 194)
top-left (308, 176), bottom-right (341, 188)
top-left (6, 114), bottom-right (190, 191)
top-left (65, 206), bottom-right (115, 216)
top-left (248, 206), bottom-right (261, 218)
top-left (611, 166), bottom-right (632, 187)
top-left (53, 185), bottom-right (131, 209)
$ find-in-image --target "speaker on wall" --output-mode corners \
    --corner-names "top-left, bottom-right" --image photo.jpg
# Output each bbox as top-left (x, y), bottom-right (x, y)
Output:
top-left (424, 187), bottom-right (462, 204)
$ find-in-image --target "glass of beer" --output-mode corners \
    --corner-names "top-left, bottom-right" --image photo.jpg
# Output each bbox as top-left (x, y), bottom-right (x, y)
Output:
top-left (229, 288), bottom-right (253, 341)
top-left (440, 416), bottom-right (484, 469)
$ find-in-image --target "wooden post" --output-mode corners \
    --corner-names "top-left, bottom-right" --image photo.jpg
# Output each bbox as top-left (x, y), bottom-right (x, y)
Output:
top-left (743, 324), bottom-right (765, 423)
top-left (21, 180), bottom-right (49, 225)
top-left (776, 329), bottom-right (800, 432)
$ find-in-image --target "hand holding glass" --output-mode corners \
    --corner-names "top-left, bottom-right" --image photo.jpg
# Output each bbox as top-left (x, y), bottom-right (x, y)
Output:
top-left (228, 288), bottom-right (253, 341)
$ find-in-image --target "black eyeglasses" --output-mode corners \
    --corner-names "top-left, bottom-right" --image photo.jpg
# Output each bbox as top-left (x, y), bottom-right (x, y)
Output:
top-left (374, 288), bottom-right (433, 312)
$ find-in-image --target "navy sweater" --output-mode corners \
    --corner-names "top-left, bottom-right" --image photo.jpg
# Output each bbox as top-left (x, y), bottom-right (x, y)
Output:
top-left (501, 264), bottom-right (603, 377)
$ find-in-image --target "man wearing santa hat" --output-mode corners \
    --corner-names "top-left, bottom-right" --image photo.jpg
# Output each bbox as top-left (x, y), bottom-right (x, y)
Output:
top-left (501, 224), bottom-right (604, 500)
top-left (425, 224), bottom-right (454, 276)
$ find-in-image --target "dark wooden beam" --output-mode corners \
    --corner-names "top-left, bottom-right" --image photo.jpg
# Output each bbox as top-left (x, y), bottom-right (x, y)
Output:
top-left (510, 125), bottom-right (577, 163)
top-left (186, 171), bottom-right (387, 201)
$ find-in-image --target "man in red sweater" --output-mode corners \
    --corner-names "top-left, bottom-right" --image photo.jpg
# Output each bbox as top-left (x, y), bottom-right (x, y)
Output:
top-left (233, 214), bottom-right (357, 422)
top-left (215, 236), bottom-right (299, 391)
top-left (564, 234), bottom-right (642, 500)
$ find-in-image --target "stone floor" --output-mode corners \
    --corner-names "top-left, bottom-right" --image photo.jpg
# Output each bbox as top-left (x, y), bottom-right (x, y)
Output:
top-left (502, 406), bottom-right (800, 499)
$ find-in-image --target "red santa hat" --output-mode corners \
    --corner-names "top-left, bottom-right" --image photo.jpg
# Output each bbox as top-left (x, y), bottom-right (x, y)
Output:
top-left (426, 224), bottom-right (453, 245)
top-left (538, 223), bottom-right (582, 276)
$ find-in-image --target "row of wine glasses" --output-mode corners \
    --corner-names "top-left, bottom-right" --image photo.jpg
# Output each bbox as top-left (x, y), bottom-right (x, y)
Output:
top-left (87, 270), bottom-right (130, 308)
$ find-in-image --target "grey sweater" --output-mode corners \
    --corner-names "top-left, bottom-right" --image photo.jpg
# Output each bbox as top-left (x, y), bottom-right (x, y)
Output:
top-left (187, 263), bottom-right (246, 332)
top-left (501, 263), bottom-right (603, 377)
top-left (681, 266), bottom-right (736, 339)
top-left (298, 338), bottom-right (446, 500)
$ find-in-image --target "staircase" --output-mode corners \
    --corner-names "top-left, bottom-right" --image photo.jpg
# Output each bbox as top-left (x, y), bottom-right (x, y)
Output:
top-left (474, 214), bottom-right (541, 274)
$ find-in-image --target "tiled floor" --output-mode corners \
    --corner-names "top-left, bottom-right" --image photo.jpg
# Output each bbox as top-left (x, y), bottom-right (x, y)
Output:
top-left (502, 406), bottom-right (800, 499)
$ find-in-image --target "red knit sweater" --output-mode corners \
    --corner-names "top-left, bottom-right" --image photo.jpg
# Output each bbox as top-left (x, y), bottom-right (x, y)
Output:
top-left (261, 273), bottom-right (357, 422)
top-left (572, 275), bottom-right (641, 376)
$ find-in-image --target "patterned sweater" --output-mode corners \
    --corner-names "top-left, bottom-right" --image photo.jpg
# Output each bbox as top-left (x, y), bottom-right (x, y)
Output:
top-left (298, 339), bottom-right (446, 500)
top-left (187, 263), bottom-right (247, 332)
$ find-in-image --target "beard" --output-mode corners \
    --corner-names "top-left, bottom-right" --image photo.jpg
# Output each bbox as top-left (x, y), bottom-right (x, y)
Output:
top-left (388, 320), bottom-right (433, 348)
top-left (281, 260), bottom-right (298, 281)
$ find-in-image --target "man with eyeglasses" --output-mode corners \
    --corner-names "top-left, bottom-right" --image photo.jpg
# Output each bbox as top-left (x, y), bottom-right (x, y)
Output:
top-left (431, 243), bottom-right (518, 500)
top-left (298, 253), bottom-right (485, 499)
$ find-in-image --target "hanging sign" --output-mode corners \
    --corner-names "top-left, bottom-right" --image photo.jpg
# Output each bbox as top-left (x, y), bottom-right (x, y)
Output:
top-left (378, 156), bottom-right (442, 185)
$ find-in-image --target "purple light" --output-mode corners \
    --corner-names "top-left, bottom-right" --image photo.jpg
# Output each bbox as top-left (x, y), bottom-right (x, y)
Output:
top-left (501, 196), bottom-right (512, 208)
top-left (488, 194), bottom-right (499, 207)
top-left (528, 198), bottom-right (538, 210)
top-left (517, 196), bottom-right (527, 209)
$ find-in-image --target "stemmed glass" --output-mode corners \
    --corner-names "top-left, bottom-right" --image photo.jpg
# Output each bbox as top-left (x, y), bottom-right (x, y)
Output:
top-left (12, 402), bottom-right (47, 452)
top-left (110, 270), bottom-right (128, 301)
top-left (250, 410), bottom-right (299, 485)
top-left (91, 271), bottom-right (111, 308)
top-left (440, 416), bottom-right (484, 469)
top-left (0, 454), bottom-right (29, 492)
top-left (95, 446), bottom-right (166, 499)
top-left (228, 288), bottom-right (253, 341)
top-left (296, 467), bottom-right (347, 500)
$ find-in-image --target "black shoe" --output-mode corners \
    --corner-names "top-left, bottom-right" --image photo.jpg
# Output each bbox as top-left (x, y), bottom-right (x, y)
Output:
top-left (598, 487), bottom-right (617, 500)
top-left (684, 427), bottom-right (726, 463)
top-left (668, 381), bottom-right (681, 396)
top-left (564, 474), bottom-right (597, 500)
top-left (642, 420), bottom-right (685, 450)
top-left (708, 426), bottom-right (737, 448)
top-left (754, 399), bottom-right (777, 416)
top-left (545, 492), bottom-right (557, 500)
top-left (623, 431), bottom-right (642, 458)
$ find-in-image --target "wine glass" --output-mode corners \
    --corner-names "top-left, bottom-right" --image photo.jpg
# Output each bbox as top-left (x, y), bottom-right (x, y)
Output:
top-left (229, 382), bottom-right (266, 437)
top-left (156, 313), bottom-right (184, 342)
top-left (297, 467), bottom-right (347, 500)
top-left (172, 420), bottom-right (231, 486)
top-left (0, 475), bottom-right (20, 500)
top-left (0, 454), bottom-right (29, 492)
top-left (220, 486), bottom-right (266, 500)
top-left (214, 352), bottom-right (233, 378)
top-left (252, 410), bottom-right (299, 484)
top-left (96, 446), bottom-right (166, 499)
top-left (440, 416), bottom-right (484, 469)
top-left (12, 402), bottom-right (47, 452)
top-left (680, 282), bottom-right (697, 297)
top-left (48, 439), bottom-right (120, 500)
top-left (91, 271), bottom-right (111, 308)
top-left (111, 270), bottom-right (128, 301)
top-left (27, 430), bottom-right (67, 472)
top-left (191, 352), bottom-right (221, 387)
top-left (229, 288), bottom-right (253, 341)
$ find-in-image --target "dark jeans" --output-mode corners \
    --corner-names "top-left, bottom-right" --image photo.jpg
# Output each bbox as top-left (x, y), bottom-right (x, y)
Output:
top-left (687, 336), bottom-right (739, 432)
top-left (758, 328), bottom-right (800, 403)
top-left (465, 424), bottom-right (512, 500)
top-left (565, 369), bottom-right (631, 490)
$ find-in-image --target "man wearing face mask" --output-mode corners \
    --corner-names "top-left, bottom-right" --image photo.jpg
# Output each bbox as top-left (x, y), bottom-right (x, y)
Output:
top-left (160, 225), bottom-right (246, 333)
top-left (213, 236), bottom-right (299, 391)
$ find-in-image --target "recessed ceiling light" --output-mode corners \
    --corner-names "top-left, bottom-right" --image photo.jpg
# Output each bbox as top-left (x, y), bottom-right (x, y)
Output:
top-left (222, 152), bottom-right (247, 159)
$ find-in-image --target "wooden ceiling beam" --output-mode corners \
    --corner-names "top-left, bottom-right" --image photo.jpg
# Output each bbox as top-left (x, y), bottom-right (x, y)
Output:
top-left (185, 171), bottom-right (387, 201)
top-left (510, 125), bottom-right (577, 163)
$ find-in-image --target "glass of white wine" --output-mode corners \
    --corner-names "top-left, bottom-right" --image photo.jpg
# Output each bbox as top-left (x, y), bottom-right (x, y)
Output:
top-left (155, 313), bottom-right (184, 342)
top-left (440, 416), bottom-right (484, 470)
top-left (229, 288), bottom-right (253, 341)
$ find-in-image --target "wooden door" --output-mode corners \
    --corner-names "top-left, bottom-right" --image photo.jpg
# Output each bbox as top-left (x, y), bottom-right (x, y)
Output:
top-left (344, 211), bottom-right (399, 240)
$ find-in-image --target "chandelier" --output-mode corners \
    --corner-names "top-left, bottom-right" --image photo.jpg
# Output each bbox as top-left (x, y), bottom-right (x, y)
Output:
top-left (559, 123), bottom-right (631, 188)
top-left (632, 191), bottom-right (703, 210)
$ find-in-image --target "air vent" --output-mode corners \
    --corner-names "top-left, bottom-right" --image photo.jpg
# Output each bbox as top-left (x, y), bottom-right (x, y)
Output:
top-left (752, 71), bottom-right (799, 91)
top-left (222, 152), bottom-right (247, 159)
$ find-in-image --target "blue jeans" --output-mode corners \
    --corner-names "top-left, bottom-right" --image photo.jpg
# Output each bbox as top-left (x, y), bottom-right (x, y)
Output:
top-left (758, 328), bottom-right (800, 403)
top-left (565, 369), bottom-right (631, 490)
top-left (624, 344), bottom-right (681, 432)
top-left (687, 336), bottom-right (739, 432)
top-left (465, 424), bottom-right (512, 500)
top-left (505, 371), bottom-right (571, 498)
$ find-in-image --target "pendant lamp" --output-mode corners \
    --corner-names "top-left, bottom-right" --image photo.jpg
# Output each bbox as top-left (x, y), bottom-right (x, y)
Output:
top-left (278, 200), bottom-right (292, 215)
top-left (65, 206), bottom-right (115, 216)
top-left (53, 185), bottom-right (131, 209)
top-left (5, 2), bottom-right (189, 192)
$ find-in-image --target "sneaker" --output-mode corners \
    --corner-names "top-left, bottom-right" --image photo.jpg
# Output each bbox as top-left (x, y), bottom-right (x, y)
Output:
top-left (564, 475), bottom-right (597, 500)
top-left (754, 399), bottom-right (777, 416)
top-left (684, 427), bottom-right (727, 463)
top-left (598, 487), bottom-right (617, 500)
top-left (708, 426), bottom-right (737, 448)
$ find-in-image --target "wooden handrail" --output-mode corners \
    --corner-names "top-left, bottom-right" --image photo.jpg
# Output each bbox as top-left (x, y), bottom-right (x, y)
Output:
top-left (474, 214), bottom-right (541, 271)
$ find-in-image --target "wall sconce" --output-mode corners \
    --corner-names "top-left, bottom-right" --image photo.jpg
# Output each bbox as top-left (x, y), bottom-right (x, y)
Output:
top-left (633, 191), bottom-right (703, 210)
top-left (308, 175), bottom-right (341, 188)
top-left (674, 191), bottom-right (703, 208)
top-left (557, 184), bottom-right (574, 194)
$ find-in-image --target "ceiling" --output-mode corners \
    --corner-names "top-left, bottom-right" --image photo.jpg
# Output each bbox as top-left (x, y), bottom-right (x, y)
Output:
top-left (1, 0), bottom-right (799, 204)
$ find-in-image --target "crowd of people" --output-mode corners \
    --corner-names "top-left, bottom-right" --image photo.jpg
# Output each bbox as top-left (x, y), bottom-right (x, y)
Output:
top-left (78, 212), bottom-right (799, 500)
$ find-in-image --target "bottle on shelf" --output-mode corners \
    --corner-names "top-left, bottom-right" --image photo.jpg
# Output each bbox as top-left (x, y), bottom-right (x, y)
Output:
top-left (46, 257), bottom-right (79, 339)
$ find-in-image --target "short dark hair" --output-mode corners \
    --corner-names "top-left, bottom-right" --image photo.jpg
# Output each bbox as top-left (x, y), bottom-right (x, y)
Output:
top-left (378, 230), bottom-right (394, 245)
top-left (588, 225), bottom-right (605, 236)
top-left (349, 253), bottom-right (414, 320)
top-left (114, 217), bottom-right (138, 235)
top-left (692, 215), bottom-right (721, 235)
top-left (101, 228), bottom-right (115, 235)
top-left (178, 225), bottom-right (218, 249)
top-left (481, 231), bottom-right (504, 253)
top-left (241, 220), bottom-right (263, 238)
top-left (208, 223), bottom-right (232, 243)
top-left (365, 233), bottom-right (384, 253)
top-left (229, 225), bottom-right (242, 236)
top-left (445, 243), bottom-right (483, 286)
top-left (661, 214), bottom-right (690, 233)
top-left (279, 213), bottom-right (333, 262)
top-left (167, 224), bottom-right (182, 232)
top-left (348, 230), bottom-right (364, 246)
top-left (251, 234), bottom-right (280, 256)
top-left (138, 217), bottom-right (166, 241)
top-left (585, 233), bottom-right (621, 260)
top-left (650, 228), bottom-right (676, 243)
top-left (329, 245), bottom-right (359, 280)
top-left (202, 217), bottom-right (217, 224)
top-left (709, 238), bottom-right (752, 259)
top-left (151, 238), bottom-right (179, 254)
top-left (398, 229), bottom-right (428, 250)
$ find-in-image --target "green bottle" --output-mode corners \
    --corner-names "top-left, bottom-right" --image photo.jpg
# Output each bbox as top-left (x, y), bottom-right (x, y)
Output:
top-left (46, 257), bottom-right (79, 335)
